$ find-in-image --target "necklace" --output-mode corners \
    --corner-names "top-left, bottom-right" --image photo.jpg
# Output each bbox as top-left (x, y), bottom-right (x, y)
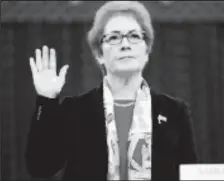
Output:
top-left (114, 101), bottom-right (135, 107)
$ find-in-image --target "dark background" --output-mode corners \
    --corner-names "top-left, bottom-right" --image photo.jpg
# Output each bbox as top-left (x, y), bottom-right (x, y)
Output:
top-left (1, 1), bottom-right (224, 180)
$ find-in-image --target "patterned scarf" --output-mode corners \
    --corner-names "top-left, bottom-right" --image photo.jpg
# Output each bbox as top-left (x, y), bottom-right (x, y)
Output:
top-left (103, 76), bottom-right (152, 180)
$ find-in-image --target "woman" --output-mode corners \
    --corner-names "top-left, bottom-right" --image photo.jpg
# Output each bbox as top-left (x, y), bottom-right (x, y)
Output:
top-left (25, 1), bottom-right (198, 180)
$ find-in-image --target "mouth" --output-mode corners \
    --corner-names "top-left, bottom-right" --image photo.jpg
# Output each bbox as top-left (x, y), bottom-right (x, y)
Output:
top-left (119, 56), bottom-right (135, 60)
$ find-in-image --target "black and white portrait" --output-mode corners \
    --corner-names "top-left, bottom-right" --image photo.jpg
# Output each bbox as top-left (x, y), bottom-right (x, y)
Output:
top-left (1, 1), bottom-right (224, 180)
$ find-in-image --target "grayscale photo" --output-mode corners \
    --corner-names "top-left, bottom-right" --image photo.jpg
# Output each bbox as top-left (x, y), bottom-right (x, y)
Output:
top-left (1, 1), bottom-right (224, 180)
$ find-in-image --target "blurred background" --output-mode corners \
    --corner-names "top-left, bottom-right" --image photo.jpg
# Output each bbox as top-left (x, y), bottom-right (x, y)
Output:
top-left (1, 1), bottom-right (224, 180)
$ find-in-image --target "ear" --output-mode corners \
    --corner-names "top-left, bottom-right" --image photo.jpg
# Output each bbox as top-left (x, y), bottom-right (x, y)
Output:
top-left (146, 45), bottom-right (152, 55)
top-left (148, 41), bottom-right (154, 54)
top-left (96, 56), bottom-right (104, 65)
top-left (94, 51), bottom-right (104, 65)
top-left (144, 52), bottom-right (149, 63)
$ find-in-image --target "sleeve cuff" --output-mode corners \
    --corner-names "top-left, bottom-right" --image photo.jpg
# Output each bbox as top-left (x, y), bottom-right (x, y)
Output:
top-left (36, 95), bottom-right (60, 107)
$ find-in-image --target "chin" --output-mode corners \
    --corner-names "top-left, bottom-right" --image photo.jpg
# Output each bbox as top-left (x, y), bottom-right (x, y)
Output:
top-left (114, 69), bottom-right (141, 76)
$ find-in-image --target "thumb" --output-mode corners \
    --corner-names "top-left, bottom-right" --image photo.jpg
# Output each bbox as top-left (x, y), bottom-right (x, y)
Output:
top-left (59, 65), bottom-right (69, 80)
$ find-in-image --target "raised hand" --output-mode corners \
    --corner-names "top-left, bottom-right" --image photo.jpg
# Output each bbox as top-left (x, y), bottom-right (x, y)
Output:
top-left (29, 45), bottom-right (69, 99)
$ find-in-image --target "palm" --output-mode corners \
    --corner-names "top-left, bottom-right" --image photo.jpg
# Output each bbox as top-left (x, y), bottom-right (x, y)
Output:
top-left (30, 45), bottom-right (69, 98)
top-left (34, 70), bottom-right (59, 96)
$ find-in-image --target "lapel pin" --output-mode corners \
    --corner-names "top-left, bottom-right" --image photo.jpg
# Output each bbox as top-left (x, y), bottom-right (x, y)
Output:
top-left (158, 114), bottom-right (167, 124)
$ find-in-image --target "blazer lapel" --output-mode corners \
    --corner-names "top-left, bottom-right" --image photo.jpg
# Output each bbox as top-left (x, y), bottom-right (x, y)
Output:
top-left (151, 88), bottom-right (165, 180)
top-left (151, 88), bottom-right (162, 148)
top-left (150, 89), bottom-right (178, 151)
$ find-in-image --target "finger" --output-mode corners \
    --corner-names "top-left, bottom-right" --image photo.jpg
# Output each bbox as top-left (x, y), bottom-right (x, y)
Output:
top-left (49, 48), bottom-right (56, 72)
top-left (29, 57), bottom-right (38, 76)
top-left (59, 65), bottom-right (69, 80)
top-left (35, 49), bottom-right (42, 71)
top-left (42, 45), bottom-right (49, 69)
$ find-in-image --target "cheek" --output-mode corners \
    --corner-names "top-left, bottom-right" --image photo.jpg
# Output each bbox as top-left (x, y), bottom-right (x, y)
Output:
top-left (136, 45), bottom-right (148, 61)
top-left (102, 46), bottom-right (117, 64)
top-left (104, 47), bottom-right (114, 58)
top-left (139, 43), bottom-right (148, 54)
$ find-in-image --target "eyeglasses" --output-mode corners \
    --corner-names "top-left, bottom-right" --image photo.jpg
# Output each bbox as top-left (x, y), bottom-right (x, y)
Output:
top-left (101, 31), bottom-right (145, 45)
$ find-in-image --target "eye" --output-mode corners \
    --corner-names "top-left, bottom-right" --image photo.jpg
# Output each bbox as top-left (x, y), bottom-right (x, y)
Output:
top-left (130, 33), bottom-right (142, 39)
top-left (108, 34), bottom-right (120, 41)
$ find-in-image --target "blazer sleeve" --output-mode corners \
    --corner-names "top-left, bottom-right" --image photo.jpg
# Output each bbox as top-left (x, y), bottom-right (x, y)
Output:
top-left (25, 95), bottom-right (72, 178)
top-left (178, 101), bottom-right (199, 164)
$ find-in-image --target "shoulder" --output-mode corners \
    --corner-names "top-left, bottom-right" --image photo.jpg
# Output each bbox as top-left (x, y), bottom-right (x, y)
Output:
top-left (60, 84), bottom-right (102, 105)
top-left (151, 88), bottom-right (191, 115)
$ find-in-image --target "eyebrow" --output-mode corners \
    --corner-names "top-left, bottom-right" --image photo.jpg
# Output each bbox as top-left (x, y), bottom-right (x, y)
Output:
top-left (107, 29), bottom-right (138, 34)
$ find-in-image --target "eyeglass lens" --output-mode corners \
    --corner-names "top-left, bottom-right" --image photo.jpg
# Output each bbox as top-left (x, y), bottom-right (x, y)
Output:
top-left (103, 32), bottom-right (144, 45)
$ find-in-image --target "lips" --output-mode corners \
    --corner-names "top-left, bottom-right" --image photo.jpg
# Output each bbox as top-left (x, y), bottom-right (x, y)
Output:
top-left (119, 56), bottom-right (135, 60)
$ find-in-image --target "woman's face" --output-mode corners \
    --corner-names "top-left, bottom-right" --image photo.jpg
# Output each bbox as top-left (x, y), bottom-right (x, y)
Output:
top-left (98, 14), bottom-right (149, 76)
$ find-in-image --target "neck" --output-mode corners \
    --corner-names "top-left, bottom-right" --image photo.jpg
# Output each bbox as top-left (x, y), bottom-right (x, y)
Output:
top-left (105, 72), bottom-right (143, 100)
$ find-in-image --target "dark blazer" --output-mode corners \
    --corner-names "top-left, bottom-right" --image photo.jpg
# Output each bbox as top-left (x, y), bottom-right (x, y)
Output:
top-left (25, 82), bottom-right (198, 181)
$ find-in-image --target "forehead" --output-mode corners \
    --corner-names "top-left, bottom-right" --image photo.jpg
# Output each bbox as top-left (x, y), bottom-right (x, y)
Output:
top-left (104, 15), bottom-right (142, 34)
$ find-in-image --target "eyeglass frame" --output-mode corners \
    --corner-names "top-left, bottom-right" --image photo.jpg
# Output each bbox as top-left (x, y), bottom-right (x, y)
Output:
top-left (100, 30), bottom-right (146, 45)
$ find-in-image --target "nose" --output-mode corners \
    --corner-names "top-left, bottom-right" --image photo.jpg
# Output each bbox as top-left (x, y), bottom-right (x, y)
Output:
top-left (120, 37), bottom-right (131, 50)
